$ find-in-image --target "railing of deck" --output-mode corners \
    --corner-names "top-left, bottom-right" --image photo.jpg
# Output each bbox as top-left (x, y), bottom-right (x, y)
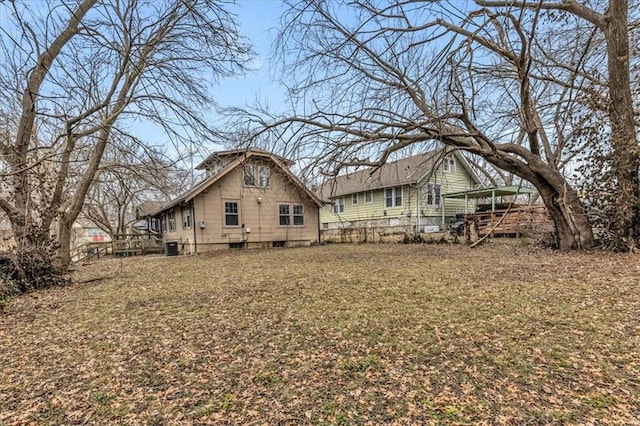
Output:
top-left (467, 205), bottom-right (552, 237)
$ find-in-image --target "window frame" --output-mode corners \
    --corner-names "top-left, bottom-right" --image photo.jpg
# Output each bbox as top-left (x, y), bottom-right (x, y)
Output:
top-left (167, 209), bottom-right (176, 232)
top-left (278, 203), bottom-right (305, 227)
top-left (427, 183), bottom-right (442, 206)
top-left (161, 213), bottom-right (167, 233)
top-left (364, 191), bottom-right (373, 203)
top-left (181, 205), bottom-right (192, 229)
top-left (258, 165), bottom-right (271, 188)
top-left (278, 204), bottom-right (291, 226)
top-left (293, 204), bottom-right (304, 226)
top-left (244, 163), bottom-right (271, 188)
top-left (385, 187), bottom-right (403, 208)
top-left (352, 193), bottom-right (358, 205)
top-left (333, 197), bottom-right (345, 214)
top-left (223, 201), bottom-right (240, 227)
top-left (243, 165), bottom-right (256, 186)
top-left (443, 156), bottom-right (456, 173)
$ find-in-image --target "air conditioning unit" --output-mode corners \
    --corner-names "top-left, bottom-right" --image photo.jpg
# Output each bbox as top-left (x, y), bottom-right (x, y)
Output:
top-left (199, 220), bottom-right (206, 229)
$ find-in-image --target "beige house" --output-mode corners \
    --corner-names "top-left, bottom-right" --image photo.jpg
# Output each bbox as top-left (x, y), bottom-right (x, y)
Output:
top-left (145, 148), bottom-right (322, 253)
top-left (317, 150), bottom-right (482, 235)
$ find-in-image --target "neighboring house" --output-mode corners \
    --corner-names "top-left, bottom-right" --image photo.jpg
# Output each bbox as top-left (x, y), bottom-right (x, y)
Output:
top-left (0, 213), bottom-right (110, 254)
top-left (71, 218), bottom-right (112, 245)
top-left (144, 148), bottom-right (322, 253)
top-left (317, 150), bottom-right (482, 233)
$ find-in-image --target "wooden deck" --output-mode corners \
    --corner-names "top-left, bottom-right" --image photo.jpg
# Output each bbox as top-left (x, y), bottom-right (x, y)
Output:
top-left (72, 232), bottom-right (163, 262)
top-left (111, 233), bottom-right (163, 257)
top-left (466, 205), bottom-right (553, 237)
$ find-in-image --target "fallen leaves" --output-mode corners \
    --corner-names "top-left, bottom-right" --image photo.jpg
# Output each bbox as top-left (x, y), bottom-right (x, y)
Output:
top-left (0, 242), bottom-right (639, 424)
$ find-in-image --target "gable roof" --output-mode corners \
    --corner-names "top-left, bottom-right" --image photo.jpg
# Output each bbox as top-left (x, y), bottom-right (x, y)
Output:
top-left (195, 148), bottom-right (295, 170)
top-left (318, 150), bottom-right (481, 199)
top-left (144, 149), bottom-right (322, 217)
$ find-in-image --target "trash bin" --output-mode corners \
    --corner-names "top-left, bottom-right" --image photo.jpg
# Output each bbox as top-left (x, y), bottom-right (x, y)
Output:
top-left (164, 241), bottom-right (178, 256)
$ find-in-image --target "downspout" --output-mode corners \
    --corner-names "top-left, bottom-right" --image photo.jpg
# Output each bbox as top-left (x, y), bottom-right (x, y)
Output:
top-left (409, 182), bottom-right (420, 234)
top-left (191, 202), bottom-right (197, 254)
top-left (416, 189), bottom-right (420, 234)
top-left (317, 207), bottom-right (321, 243)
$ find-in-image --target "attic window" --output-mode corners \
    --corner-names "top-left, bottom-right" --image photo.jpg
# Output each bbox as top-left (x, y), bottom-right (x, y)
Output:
top-left (443, 156), bottom-right (456, 173)
top-left (244, 164), bottom-right (270, 188)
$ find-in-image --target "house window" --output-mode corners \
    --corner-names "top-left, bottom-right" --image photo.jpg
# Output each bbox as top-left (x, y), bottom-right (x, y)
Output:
top-left (364, 191), bottom-right (373, 203)
top-left (333, 197), bottom-right (345, 214)
top-left (244, 164), bottom-right (270, 188)
top-left (161, 214), bottom-right (167, 233)
top-left (168, 209), bottom-right (176, 232)
top-left (279, 204), bottom-right (290, 226)
top-left (224, 201), bottom-right (239, 227)
top-left (293, 204), bottom-right (304, 225)
top-left (244, 165), bottom-right (256, 186)
top-left (258, 166), bottom-right (270, 187)
top-left (427, 183), bottom-right (441, 206)
top-left (352, 193), bottom-right (358, 205)
top-left (385, 187), bottom-right (402, 208)
top-left (279, 203), bottom-right (304, 226)
top-left (443, 156), bottom-right (456, 173)
top-left (181, 205), bottom-right (192, 229)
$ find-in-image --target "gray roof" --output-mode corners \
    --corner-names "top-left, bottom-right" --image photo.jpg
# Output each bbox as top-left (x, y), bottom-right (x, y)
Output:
top-left (319, 151), bottom-right (446, 199)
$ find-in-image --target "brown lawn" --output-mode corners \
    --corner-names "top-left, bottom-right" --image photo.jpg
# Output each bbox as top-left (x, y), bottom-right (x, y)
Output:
top-left (1, 242), bottom-right (639, 425)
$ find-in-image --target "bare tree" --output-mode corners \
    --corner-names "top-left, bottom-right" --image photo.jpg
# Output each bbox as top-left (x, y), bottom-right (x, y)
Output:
top-left (0, 0), bottom-right (251, 283)
top-left (256, 0), bottom-right (638, 250)
top-left (83, 141), bottom-right (191, 238)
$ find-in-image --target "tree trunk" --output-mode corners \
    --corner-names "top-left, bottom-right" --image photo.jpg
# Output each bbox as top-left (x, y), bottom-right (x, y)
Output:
top-left (7, 218), bottom-right (64, 292)
top-left (604, 0), bottom-right (640, 250)
top-left (532, 179), bottom-right (594, 250)
top-left (56, 217), bottom-right (74, 270)
top-left (481, 152), bottom-right (595, 250)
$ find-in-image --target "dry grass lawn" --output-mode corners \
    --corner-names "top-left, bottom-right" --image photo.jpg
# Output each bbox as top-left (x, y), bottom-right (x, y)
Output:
top-left (1, 242), bottom-right (639, 425)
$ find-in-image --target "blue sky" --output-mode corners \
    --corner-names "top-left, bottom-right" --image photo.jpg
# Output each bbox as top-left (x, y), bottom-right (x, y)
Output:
top-left (214, 0), bottom-right (288, 115)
